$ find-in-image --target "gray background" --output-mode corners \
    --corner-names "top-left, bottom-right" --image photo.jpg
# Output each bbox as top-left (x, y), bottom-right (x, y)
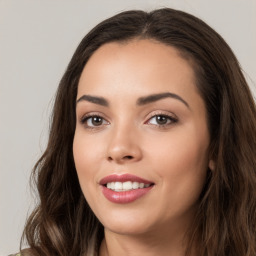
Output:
top-left (0, 0), bottom-right (255, 254)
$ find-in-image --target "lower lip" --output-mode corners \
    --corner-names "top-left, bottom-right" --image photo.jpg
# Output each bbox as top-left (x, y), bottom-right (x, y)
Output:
top-left (101, 186), bottom-right (153, 204)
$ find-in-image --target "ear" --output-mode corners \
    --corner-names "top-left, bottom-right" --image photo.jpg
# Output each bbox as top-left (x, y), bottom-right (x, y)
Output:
top-left (208, 159), bottom-right (215, 171)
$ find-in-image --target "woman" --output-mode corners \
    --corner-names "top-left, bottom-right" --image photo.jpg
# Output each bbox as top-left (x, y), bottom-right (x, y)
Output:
top-left (16, 8), bottom-right (256, 256)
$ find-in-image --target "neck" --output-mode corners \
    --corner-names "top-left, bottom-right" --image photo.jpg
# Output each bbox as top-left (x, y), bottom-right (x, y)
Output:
top-left (99, 224), bottom-right (197, 256)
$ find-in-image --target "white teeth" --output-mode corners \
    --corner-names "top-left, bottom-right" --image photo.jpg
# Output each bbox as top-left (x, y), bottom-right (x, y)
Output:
top-left (114, 182), bottom-right (122, 190)
top-left (123, 181), bottom-right (132, 190)
top-left (132, 182), bottom-right (139, 189)
top-left (105, 181), bottom-right (151, 192)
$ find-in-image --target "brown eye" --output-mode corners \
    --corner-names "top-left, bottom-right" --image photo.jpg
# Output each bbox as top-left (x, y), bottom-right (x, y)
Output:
top-left (147, 114), bottom-right (178, 126)
top-left (155, 115), bottom-right (169, 125)
top-left (81, 115), bottom-right (108, 128)
top-left (91, 116), bottom-right (103, 126)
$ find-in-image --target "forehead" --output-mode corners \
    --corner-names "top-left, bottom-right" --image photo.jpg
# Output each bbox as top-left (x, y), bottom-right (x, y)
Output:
top-left (77, 39), bottom-right (199, 104)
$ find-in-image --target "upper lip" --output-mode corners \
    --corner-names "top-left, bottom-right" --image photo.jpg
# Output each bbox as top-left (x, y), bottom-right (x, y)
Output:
top-left (99, 173), bottom-right (154, 185)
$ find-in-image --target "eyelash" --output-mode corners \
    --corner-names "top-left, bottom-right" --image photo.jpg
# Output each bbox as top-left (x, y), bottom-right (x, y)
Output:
top-left (80, 112), bottom-right (178, 130)
top-left (80, 113), bottom-right (109, 130)
top-left (146, 113), bottom-right (178, 128)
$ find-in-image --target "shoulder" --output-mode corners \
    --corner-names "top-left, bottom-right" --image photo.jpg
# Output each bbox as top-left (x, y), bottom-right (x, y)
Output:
top-left (8, 249), bottom-right (34, 256)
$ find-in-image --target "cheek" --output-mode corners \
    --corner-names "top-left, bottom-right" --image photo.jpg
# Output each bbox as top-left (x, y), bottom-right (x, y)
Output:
top-left (145, 127), bottom-right (209, 201)
top-left (72, 132), bottom-right (104, 215)
top-left (160, 141), bottom-right (208, 175)
top-left (73, 131), bottom-right (102, 192)
top-left (148, 126), bottom-right (208, 169)
top-left (156, 143), bottom-right (208, 194)
top-left (73, 129), bottom-right (104, 169)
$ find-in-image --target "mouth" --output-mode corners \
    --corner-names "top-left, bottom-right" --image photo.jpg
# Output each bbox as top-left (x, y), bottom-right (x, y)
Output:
top-left (99, 174), bottom-right (155, 203)
top-left (104, 181), bottom-right (152, 192)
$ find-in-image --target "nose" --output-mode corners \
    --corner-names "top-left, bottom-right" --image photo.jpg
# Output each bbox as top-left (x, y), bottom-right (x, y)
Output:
top-left (107, 126), bottom-right (143, 164)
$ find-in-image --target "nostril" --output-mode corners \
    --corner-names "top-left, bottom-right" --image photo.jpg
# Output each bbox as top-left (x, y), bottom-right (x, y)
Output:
top-left (107, 155), bottom-right (134, 162)
top-left (124, 155), bottom-right (133, 160)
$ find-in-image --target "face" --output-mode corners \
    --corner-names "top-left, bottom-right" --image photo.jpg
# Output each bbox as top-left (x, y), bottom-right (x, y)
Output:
top-left (73, 39), bottom-right (212, 237)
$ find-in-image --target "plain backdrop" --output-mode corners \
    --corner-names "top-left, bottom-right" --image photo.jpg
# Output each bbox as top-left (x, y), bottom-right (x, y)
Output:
top-left (0, 0), bottom-right (255, 255)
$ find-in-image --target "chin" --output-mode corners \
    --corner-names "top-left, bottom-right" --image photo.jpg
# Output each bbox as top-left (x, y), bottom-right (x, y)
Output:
top-left (104, 223), bottom-right (152, 236)
top-left (99, 212), bottom-right (155, 236)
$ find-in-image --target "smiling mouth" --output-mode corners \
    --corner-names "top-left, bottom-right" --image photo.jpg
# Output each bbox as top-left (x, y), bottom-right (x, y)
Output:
top-left (104, 181), bottom-right (153, 192)
top-left (100, 174), bottom-right (155, 203)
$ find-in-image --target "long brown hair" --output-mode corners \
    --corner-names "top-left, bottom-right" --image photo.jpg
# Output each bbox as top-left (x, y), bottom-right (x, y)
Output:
top-left (22, 8), bottom-right (256, 256)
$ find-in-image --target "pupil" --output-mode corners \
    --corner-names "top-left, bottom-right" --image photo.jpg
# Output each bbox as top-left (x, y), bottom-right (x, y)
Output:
top-left (156, 115), bottom-right (167, 124)
top-left (92, 117), bottom-right (102, 126)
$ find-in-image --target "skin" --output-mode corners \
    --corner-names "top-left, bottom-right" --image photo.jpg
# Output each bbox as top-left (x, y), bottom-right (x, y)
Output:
top-left (73, 39), bottom-right (213, 256)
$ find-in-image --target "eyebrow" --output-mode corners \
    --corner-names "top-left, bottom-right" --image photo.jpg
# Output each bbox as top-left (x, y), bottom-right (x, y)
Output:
top-left (136, 92), bottom-right (189, 108)
top-left (76, 94), bottom-right (109, 106)
top-left (76, 92), bottom-right (189, 108)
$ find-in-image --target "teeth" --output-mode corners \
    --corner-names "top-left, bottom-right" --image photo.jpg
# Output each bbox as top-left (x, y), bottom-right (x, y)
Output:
top-left (139, 183), bottom-right (144, 188)
top-left (132, 182), bottom-right (139, 189)
top-left (123, 181), bottom-right (132, 190)
top-left (105, 181), bottom-right (151, 192)
top-left (115, 182), bottom-right (122, 190)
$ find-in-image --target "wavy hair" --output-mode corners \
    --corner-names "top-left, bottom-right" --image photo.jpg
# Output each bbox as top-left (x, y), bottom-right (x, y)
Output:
top-left (21, 8), bottom-right (256, 256)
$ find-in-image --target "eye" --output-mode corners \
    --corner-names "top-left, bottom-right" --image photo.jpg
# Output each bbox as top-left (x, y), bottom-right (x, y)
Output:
top-left (147, 114), bottom-right (178, 127)
top-left (81, 114), bottom-right (109, 128)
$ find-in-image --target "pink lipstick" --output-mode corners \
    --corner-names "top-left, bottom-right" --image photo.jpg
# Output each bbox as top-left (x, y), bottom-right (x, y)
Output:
top-left (99, 174), bottom-right (154, 204)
